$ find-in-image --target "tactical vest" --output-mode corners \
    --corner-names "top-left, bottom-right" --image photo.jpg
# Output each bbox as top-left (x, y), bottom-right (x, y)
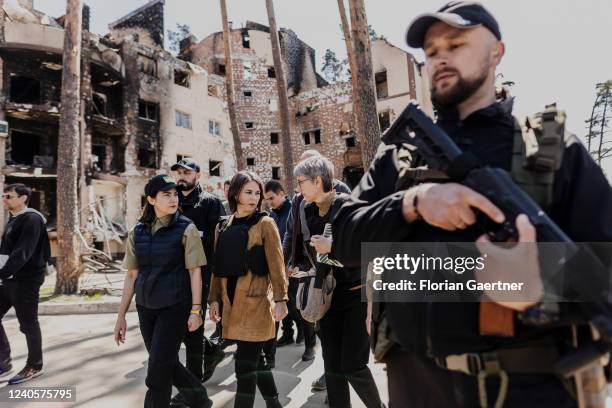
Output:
top-left (395, 103), bottom-right (578, 209)
top-left (133, 212), bottom-right (192, 310)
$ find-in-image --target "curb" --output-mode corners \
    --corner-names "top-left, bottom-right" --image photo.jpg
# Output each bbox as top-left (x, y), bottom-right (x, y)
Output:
top-left (7, 300), bottom-right (136, 316)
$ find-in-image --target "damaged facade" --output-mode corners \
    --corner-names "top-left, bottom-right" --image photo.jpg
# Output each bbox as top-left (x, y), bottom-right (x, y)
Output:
top-left (0, 0), bottom-right (235, 257)
top-left (182, 22), bottom-right (431, 188)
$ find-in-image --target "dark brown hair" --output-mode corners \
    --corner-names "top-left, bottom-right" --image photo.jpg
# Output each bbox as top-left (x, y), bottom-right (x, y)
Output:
top-left (228, 171), bottom-right (264, 213)
top-left (4, 183), bottom-right (31, 204)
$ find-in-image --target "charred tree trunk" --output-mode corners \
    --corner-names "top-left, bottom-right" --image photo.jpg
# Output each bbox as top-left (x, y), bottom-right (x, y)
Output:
top-left (337, 0), bottom-right (360, 147)
top-left (597, 95), bottom-right (609, 166)
top-left (266, 0), bottom-right (294, 192)
top-left (56, 0), bottom-right (83, 294)
top-left (220, 0), bottom-right (245, 171)
top-left (348, 0), bottom-right (380, 168)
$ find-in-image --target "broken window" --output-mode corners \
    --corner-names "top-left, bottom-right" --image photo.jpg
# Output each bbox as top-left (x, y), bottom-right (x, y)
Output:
top-left (137, 148), bottom-right (157, 168)
top-left (139, 100), bottom-right (159, 121)
top-left (267, 67), bottom-right (276, 78)
top-left (272, 167), bottom-right (281, 180)
top-left (92, 144), bottom-right (107, 172)
top-left (241, 31), bottom-right (251, 48)
top-left (10, 130), bottom-right (40, 165)
top-left (245, 121), bottom-right (254, 130)
top-left (243, 62), bottom-right (253, 80)
top-left (243, 90), bottom-right (253, 98)
top-left (138, 54), bottom-right (157, 77)
top-left (92, 92), bottom-right (107, 116)
top-left (375, 70), bottom-right (389, 99)
top-left (208, 84), bottom-right (219, 97)
top-left (174, 69), bottom-right (190, 87)
top-left (303, 132), bottom-right (311, 145)
top-left (209, 120), bottom-right (221, 136)
top-left (314, 129), bottom-right (322, 144)
top-left (246, 157), bottom-right (255, 166)
top-left (270, 132), bottom-right (279, 145)
top-left (10, 76), bottom-right (41, 104)
top-left (175, 111), bottom-right (192, 129)
top-left (209, 160), bottom-right (222, 177)
top-left (378, 110), bottom-right (391, 133)
top-left (215, 63), bottom-right (226, 76)
top-left (345, 135), bottom-right (356, 148)
top-left (176, 154), bottom-right (192, 163)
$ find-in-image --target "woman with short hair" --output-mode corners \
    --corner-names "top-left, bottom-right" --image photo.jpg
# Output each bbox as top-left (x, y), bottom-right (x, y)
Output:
top-left (294, 156), bottom-right (384, 408)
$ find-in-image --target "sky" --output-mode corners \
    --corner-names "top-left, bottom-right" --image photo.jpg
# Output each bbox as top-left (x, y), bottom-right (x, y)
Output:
top-left (36, 0), bottom-right (612, 174)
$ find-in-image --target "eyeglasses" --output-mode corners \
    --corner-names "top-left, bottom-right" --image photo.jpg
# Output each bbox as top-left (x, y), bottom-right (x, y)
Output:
top-left (296, 178), bottom-right (313, 189)
top-left (1, 194), bottom-right (18, 200)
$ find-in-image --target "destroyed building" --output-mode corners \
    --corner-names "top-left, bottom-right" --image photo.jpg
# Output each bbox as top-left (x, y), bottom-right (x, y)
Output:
top-left (0, 0), bottom-right (236, 257)
top-left (183, 21), bottom-right (431, 188)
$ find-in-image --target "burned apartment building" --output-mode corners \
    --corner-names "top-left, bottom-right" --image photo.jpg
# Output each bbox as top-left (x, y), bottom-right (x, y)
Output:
top-left (182, 21), bottom-right (431, 188)
top-left (0, 0), bottom-right (235, 256)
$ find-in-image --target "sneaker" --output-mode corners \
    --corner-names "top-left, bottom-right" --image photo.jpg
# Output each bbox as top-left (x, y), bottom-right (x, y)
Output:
top-left (276, 334), bottom-right (295, 347)
top-left (301, 347), bottom-right (315, 362)
top-left (8, 366), bottom-right (43, 385)
top-left (0, 359), bottom-right (12, 377)
top-left (169, 392), bottom-right (186, 407)
top-left (202, 349), bottom-right (226, 383)
top-left (210, 325), bottom-right (222, 344)
top-left (311, 373), bottom-right (327, 391)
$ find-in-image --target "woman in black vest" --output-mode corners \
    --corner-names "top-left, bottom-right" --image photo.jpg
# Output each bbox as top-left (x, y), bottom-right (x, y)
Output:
top-left (113, 175), bottom-right (212, 408)
top-left (294, 157), bottom-right (383, 408)
top-left (209, 171), bottom-right (288, 408)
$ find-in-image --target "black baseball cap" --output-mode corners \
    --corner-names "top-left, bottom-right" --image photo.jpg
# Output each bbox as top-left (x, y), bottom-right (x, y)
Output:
top-left (171, 158), bottom-right (200, 172)
top-left (144, 175), bottom-right (178, 197)
top-left (406, 1), bottom-right (501, 49)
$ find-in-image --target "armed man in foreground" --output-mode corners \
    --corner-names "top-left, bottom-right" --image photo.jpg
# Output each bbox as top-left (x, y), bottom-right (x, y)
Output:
top-left (327, 2), bottom-right (612, 407)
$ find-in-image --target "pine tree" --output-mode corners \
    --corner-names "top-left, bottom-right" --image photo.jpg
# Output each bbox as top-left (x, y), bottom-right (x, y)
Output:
top-left (585, 81), bottom-right (612, 167)
top-left (167, 23), bottom-right (191, 54)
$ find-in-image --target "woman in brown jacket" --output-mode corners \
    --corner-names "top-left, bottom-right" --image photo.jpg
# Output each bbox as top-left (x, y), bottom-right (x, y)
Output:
top-left (209, 171), bottom-right (288, 408)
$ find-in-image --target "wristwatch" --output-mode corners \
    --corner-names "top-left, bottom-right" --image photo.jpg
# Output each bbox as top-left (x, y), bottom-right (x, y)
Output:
top-left (190, 309), bottom-right (202, 316)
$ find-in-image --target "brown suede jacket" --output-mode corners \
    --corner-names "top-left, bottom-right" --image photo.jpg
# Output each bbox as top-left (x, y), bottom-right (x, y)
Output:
top-left (209, 214), bottom-right (288, 342)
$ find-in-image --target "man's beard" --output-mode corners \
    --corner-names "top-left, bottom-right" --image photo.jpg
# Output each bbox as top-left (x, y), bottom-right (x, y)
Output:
top-left (431, 69), bottom-right (488, 109)
top-left (177, 181), bottom-right (196, 191)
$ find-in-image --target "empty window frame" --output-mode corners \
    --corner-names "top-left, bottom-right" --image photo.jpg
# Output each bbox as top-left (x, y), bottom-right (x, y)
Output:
top-left (244, 121), bottom-right (254, 130)
top-left (378, 110), bottom-right (391, 133)
top-left (137, 148), bottom-right (157, 168)
top-left (176, 154), bottom-right (192, 162)
top-left (375, 70), bottom-right (389, 99)
top-left (243, 62), bottom-right (253, 80)
top-left (138, 54), bottom-right (157, 77)
top-left (92, 144), bottom-right (107, 172)
top-left (270, 132), bottom-right (279, 145)
top-left (246, 157), bottom-right (255, 166)
top-left (272, 166), bottom-right (281, 180)
top-left (314, 129), bottom-right (321, 144)
top-left (209, 160), bottom-right (222, 176)
top-left (267, 67), bottom-right (276, 78)
top-left (215, 63), bottom-right (226, 76)
top-left (139, 100), bottom-right (158, 121)
top-left (345, 135), bottom-right (356, 148)
top-left (10, 76), bottom-right (41, 104)
top-left (241, 31), bottom-right (251, 48)
top-left (303, 132), bottom-right (311, 145)
top-left (243, 90), bottom-right (253, 98)
top-left (174, 69), bottom-right (190, 87)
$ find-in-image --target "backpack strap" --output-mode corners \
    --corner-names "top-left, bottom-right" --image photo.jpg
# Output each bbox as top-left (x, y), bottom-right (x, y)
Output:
top-left (510, 103), bottom-right (567, 208)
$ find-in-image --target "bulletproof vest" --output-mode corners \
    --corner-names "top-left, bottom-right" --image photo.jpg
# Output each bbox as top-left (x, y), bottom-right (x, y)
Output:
top-left (213, 212), bottom-right (269, 278)
top-left (395, 103), bottom-right (576, 209)
top-left (133, 212), bottom-right (192, 309)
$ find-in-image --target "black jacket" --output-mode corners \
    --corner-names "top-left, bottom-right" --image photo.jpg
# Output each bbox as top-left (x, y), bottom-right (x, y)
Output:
top-left (179, 185), bottom-right (226, 269)
top-left (331, 101), bottom-right (612, 357)
top-left (0, 208), bottom-right (50, 281)
top-left (269, 198), bottom-right (291, 241)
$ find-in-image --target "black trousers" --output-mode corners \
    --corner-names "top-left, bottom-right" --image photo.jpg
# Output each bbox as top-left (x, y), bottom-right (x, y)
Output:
top-left (262, 322), bottom-right (279, 360)
top-left (285, 277), bottom-right (316, 347)
top-left (137, 300), bottom-right (210, 408)
top-left (182, 267), bottom-right (217, 380)
top-left (0, 277), bottom-right (44, 369)
top-left (234, 340), bottom-right (278, 408)
top-left (385, 346), bottom-right (577, 408)
top-left (319, 285), bottom-right (382, 408)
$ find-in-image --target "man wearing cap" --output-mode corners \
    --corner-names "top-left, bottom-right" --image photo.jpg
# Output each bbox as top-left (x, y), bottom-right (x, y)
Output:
top-left (169, 159), bottom-right (226, 405)
top-left (327, 2), bottom-right (612, 407)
